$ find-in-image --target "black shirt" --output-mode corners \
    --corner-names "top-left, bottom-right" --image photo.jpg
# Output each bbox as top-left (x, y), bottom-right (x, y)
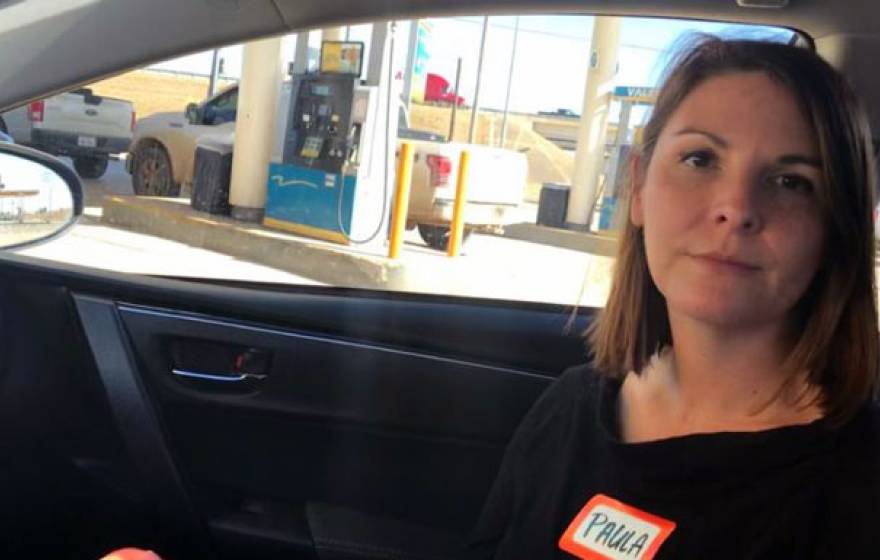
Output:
top-left (467, 365), bottom-right (880, 559)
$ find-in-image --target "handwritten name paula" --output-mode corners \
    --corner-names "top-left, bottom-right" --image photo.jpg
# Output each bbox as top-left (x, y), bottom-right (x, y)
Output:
top-left (579, 512), bottom-right (652, 557)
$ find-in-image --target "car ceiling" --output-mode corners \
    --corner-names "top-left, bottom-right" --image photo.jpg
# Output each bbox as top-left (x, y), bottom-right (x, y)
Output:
top-left (1, 0), bottom-right (880, 126)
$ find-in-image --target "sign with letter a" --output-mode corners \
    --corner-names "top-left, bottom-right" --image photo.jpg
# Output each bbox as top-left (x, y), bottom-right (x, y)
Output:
top-left (559, 495), bottom-right (676, 560)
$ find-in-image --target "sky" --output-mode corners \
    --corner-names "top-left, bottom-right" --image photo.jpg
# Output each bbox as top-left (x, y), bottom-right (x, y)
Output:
top-left (148, 15), bottom-right (792, 116)
top-left (0, 153), bottom-right (73, 213)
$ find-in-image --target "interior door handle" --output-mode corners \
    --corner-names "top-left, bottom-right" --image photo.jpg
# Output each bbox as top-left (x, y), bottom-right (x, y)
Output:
top-left (171, 368), bottom-right (267, 383)
top-left (169, 343), bottom-right (271, 383)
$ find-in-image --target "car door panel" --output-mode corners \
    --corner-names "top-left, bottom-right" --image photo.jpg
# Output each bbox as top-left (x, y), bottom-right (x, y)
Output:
top-left (118, 304), bottom-right (551, 440)
top-left (113, 302), bottom-right (560, 558)
top-left (0, 254), bottom-right (593, 559)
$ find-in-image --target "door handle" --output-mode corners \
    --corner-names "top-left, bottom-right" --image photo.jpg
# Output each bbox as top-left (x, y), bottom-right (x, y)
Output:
top-left (169, 342), bottom-right (271, 383)
top-left (171, 368), bottom-right (267, 383)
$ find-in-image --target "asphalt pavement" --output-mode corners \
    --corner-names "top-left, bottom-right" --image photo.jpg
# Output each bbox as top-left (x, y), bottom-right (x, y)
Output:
top-left (16, 160), bottom-right (319, 286)
top-left (17, 158), bottom-right (880, 311)
top-left (14, 159), bottom-right (614, 307)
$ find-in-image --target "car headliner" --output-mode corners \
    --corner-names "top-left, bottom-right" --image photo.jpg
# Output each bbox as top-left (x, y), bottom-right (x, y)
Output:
top-left (1, 0), bottom-right (879, 128)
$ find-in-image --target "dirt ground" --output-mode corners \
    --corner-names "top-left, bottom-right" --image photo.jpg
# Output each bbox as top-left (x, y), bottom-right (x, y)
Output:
top-left (87, 70), bottom-right (577, 202)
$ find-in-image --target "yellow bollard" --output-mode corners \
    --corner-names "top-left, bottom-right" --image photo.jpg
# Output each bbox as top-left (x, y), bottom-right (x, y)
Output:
top-left (388, 142), bottom-right (415, 259)
top-left (447, 150), bottom-right (471, 257)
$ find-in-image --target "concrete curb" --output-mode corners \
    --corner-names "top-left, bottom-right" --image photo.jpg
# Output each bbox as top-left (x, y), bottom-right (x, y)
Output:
top-left (101, 196), bottom-right (406, 289)
top-left (500, 223), bottom-right (619, 257)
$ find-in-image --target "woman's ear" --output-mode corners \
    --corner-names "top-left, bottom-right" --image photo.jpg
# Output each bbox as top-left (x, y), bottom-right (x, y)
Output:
top-left (630, 153), bottom-right (645, 227)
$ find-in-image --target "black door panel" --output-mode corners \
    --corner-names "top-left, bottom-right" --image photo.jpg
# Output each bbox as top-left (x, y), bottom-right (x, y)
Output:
top-left (116, 302), bottom-right (556, 554)
top-left (118, 304), bottom-right (552, 441)
top-left (0, 254), bottom-right (594, 559)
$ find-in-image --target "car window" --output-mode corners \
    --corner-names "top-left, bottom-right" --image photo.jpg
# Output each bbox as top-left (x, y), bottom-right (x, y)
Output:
top-left (211, 89), bottom-right (238, 112)
top-left (209, 89), bottom-right (237, 115)
top-left (15, 14), bottom-right (797, 307)
top-left (201, 88), bottom-right (238, 125)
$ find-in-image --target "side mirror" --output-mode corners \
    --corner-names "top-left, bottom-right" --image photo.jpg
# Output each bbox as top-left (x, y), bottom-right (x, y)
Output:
top-left (0, 143), bottom-right (83, 248)
top-left (185, 102), bottom-right (201, 125)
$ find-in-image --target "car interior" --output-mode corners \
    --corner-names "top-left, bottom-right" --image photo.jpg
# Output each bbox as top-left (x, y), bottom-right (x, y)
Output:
top-left (1, 0), bottom-right (879, 559)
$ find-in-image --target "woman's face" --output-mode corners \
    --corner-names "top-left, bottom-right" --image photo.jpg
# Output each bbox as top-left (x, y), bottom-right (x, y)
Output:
top-left (631, 71), bottom-right (825, 331)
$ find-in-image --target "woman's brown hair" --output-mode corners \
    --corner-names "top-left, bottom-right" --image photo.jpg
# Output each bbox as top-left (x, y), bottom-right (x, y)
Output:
top-left (588, 36), bottom-right (878, 425)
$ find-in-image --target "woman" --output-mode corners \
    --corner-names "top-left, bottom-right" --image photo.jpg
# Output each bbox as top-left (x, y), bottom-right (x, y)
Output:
top-left (467, 36), bottom-right (880, 559)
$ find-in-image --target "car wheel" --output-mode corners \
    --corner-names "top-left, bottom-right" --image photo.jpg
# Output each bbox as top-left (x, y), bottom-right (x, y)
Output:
top-left (417, 224), bottom-right (471, 251)
top-left (73, 156), bottom-right (109, 179)
top-left (132, 142), bottom-right (180, 196)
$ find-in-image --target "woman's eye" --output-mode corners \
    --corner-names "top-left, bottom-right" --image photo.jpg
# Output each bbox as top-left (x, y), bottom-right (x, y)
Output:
top-left (771, 174), bottom-right (814, 194)
top-left (680, 150), bottom-right (715, 169)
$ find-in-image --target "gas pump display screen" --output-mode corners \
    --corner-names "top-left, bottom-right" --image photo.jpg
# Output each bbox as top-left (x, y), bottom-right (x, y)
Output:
top-left (312, 84), bottom-right (331, 96)
top-left (301, 136), bottom-right (324, 159)
top-left (320, 41), bottom-right (364, 76)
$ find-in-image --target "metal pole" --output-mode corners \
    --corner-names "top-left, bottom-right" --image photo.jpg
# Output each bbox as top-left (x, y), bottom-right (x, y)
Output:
top-left (468, 15), bottom-right (489, 144)
top-left (603, 100), bottom-right (632, 206)
top-left (499, 15), bottom-right (520, 148)
top-left (447, 150), bottom-right (471, 257)
top-left (615, 101), bottom-right (632, 145)
top-left (366, 22), bottom-right (389, 86)
top-left (448, 58), bottom-right (462, 142)
top-left (292, 31), bottom-right (310, 75)
top-left (388, 142), bottom-right (415, 259)
top-left (208, 49), bottom-right (221, 97)
top-left (402, 20), bottom-right (419, 113)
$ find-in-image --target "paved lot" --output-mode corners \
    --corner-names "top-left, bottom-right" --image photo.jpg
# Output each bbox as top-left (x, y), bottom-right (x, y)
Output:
top-left (17, 160), bottom-right (319, 285)
top-left (18, 158), bottom-right (880, 311)
top-left (15, 159), bottom-right (614, 306)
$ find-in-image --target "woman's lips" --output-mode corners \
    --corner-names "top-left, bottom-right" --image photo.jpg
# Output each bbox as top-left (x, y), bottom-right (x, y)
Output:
top-left (691, 253), bottom-right (761, 273)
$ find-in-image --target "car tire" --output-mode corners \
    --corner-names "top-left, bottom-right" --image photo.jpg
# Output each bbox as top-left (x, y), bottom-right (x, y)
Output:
top-left (417, 224), bottom-right (471, 251)
top-left (132, 141), bottom-right (180, 197)
top-left (73, 156), bottom-right (109, 179)
top-left (0, 117), bottom-right (7, 133)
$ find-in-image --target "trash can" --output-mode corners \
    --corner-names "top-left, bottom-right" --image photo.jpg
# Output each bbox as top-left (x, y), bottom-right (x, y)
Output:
top-left (537, 183), bottom-right (570, 228)
top-left (191, 134), bottom-right (234, 215)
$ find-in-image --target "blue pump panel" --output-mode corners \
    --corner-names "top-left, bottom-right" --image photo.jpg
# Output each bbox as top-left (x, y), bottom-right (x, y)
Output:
top-left (265, 162), bottom-right (356, 235)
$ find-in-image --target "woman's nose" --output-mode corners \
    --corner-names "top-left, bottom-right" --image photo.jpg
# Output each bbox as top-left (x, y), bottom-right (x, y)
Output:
top-left (711, 174), bottom-right (762, 233)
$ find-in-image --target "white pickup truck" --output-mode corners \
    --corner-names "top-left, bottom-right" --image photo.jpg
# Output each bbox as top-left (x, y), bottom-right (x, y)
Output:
top-left (129, 83), bottom-right (527, 249)
top-left (399, 137), bottom-right (527, 249)
top-left (0, 88), bottom-right (134, 179)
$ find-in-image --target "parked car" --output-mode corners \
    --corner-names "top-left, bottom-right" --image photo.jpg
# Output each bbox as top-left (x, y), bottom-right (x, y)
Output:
top-left (129, 83), bottom-right (528, 249)
top-left (125, 84), bottom-right (238, 196)
top-left (424, 72), bottom-right (466, 106)
top-left (0, 88), bottom-right (134, 179)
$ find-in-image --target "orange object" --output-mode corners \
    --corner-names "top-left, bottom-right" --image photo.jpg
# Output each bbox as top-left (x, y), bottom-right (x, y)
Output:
top-left (559, 494), bottom-right (676, 560)
top-left (100, 548), bottom-right (162, 560)
top-left (447, 150), bottom-right (471, 257)
top-left (388, 142), bottom-right (415, 259)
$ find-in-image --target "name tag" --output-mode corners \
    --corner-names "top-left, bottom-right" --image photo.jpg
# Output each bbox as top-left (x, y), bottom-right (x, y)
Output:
top-left (559, 494), bottom-right (676, 560)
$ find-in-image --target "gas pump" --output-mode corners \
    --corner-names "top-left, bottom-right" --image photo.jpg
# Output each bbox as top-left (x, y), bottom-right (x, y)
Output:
top-left (597, 86), bottom-right (656, 230)
top-left (264, 31), bottom-right (398, 247)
